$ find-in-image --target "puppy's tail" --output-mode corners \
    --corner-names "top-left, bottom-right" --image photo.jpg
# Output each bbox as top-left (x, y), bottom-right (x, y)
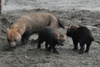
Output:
top-left (57, 18), bottom-right (65, 29)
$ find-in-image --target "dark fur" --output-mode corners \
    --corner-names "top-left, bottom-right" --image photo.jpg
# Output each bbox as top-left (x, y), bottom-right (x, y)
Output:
top-left (67, 26), bottom-right (94, 54)
top-left (38, 26), bottom-right (66, 53)
top-left (57, 18), bottom-right (65, 28)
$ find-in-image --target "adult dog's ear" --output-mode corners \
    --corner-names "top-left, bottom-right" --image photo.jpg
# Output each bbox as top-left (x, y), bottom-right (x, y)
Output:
top-left (17, 27), bottom-right (22, 35)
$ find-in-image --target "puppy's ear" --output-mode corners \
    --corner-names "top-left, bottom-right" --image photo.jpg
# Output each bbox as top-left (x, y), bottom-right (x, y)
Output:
top-left (68, 26), bottom-right (70, 29)
top-left (76, 26), bottom-right (79, 27)
top-left (55, 32), bottom-right (58, 37)
top-left (54, 32), bottom-right (60, 39)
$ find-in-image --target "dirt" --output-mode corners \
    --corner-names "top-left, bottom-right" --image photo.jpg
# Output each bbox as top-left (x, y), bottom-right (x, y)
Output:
top-left (0, 9), bottom-right (100, 67)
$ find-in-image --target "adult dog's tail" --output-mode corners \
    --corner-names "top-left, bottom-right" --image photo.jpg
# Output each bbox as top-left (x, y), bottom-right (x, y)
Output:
top-left (57, 18), bottom-right (65, 29)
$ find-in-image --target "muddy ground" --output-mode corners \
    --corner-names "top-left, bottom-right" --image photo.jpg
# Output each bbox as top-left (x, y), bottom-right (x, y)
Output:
top-left (0, 9), bottom-right (100, 67)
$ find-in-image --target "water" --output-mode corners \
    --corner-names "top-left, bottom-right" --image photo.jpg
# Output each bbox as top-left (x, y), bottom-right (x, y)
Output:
top-left (2, 0), bottom-right (100, 12)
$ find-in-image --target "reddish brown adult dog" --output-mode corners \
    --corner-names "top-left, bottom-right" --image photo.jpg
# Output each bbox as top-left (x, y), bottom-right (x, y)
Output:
top-left (7, 13), bottom-right (65, 47)
top-left (67, 25), bottom-right (94, 54)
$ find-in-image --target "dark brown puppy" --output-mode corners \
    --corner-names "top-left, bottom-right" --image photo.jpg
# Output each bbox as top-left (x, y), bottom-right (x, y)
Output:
top-left (38, 26), bottom-right (66, 53)
top-left (7, 13), bottom-right (65, 47)
top-left (67, 26), bottom-right (94, 54)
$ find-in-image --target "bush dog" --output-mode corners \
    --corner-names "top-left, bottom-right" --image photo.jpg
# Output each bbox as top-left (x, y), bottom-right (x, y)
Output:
top-left (38, 26), bottom-right (66, 53)
top-left (67, 26), bottom-right (94, 54)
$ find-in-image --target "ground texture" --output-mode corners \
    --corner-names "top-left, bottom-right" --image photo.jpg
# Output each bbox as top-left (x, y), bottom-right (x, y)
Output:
top-left (0, 9), bottom-right (100, 67)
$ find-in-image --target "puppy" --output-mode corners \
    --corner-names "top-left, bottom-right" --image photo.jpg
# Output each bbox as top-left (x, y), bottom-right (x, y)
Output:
top-left (67, 26), bottom-right (94, 54)
top-left (38, 26), bottom-right (66, 53)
